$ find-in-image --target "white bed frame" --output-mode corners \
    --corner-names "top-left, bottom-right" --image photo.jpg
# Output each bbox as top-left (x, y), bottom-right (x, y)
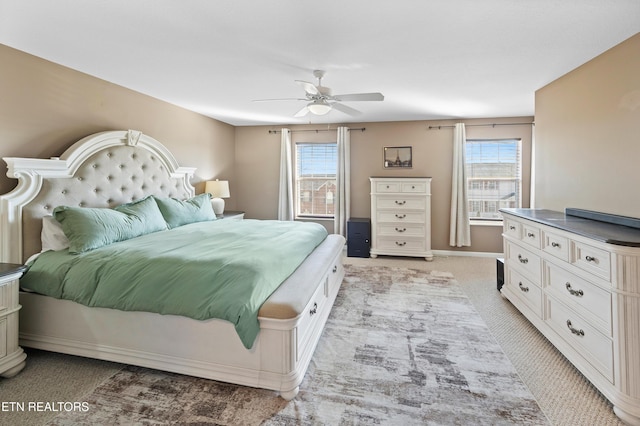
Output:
top-left (0, 130), bottom-right (345, 399)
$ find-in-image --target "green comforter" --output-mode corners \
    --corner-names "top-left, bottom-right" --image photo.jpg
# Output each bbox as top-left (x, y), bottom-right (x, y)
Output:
top-left (21, 219), bottom-right (328, 349)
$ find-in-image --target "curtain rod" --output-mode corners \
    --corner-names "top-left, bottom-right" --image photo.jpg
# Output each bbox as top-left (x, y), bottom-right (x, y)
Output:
top-left (427, 122), bottom-right (534, 130)
top-left (268, 127), bottom-right (366, 134)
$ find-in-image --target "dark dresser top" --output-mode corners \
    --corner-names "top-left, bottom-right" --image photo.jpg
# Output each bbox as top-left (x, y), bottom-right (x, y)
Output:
top-left (500, 208), bottom-right (640, 247)
top-left (0, 263), bottom-right (27, 279)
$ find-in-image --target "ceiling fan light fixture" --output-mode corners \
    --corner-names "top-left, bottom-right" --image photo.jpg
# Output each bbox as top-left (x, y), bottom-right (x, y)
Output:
top-left (258, 70), bottom-right (383, 118)
top-left (307, 101), bottom-right (332, 115)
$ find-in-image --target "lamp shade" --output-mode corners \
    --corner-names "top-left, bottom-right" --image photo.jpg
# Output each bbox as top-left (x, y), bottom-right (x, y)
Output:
top-left (205, 180), bottom-right (230, 198)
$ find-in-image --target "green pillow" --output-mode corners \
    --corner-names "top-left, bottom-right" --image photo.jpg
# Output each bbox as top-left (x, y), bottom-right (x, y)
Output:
top-left (53, 196), bottom-right (168, 254)
top-left (153, 193), bottom-right (217, 228)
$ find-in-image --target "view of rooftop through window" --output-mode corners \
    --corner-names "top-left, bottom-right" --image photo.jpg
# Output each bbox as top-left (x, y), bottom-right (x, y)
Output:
top-left (466, 139), bottom-right (522, 220)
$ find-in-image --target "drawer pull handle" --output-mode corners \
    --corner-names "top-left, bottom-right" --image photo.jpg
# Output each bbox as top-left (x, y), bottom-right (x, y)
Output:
top-left (551, 242), bottom-right (560, 248)
top-left (565, 282), bottom-right (584, 297)
top-left (527, 232), bottom-right (535, 238)
top-left (411, 185), bottom-right (415, 189)
top-left (518, 254), bottom-right (529, 264)
top-left (585, 255), bottom-right (597, 263)
top-left (566, 320), bottom-right (585, 337)
top-left (509, 225), bottom-right (516, 230)
top-left (395, 200), bottom-right (406, 205)
top-left (518, 282), bottom-right (529, 293)
top-left (395, 227), bottom-right (406, 233)
top-left (395, 214), bottom-right (406, 219)
top-left (310, 302), bottom-right (317, 316)
top-left (395, 241), bottom-right (407, 246)
top-left (332, 266), bottom-right (337, 273)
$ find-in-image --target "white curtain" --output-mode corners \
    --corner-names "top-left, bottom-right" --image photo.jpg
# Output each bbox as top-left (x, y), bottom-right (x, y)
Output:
top-left (334, 126), bottom-right (351, 236)
top-left (277, 128), bottom-right (294, 221)
top-left (449, 123), bottom-right (471, 247)
top-left (529, 123), bottom-right (536, 208)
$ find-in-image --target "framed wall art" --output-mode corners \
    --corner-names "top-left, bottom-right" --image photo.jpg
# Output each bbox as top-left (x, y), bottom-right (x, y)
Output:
top-left (383, 146), bottom-right (412, 168)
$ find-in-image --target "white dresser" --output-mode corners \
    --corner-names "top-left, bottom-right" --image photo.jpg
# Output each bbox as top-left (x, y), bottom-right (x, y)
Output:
top-left (369, 177), bottom-right (433, 261)
top-left (501, 208), bottom-right (640, 425)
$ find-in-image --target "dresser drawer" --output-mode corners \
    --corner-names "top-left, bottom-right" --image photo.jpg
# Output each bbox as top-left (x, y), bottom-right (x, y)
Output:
top-left (546, 262), bottom-right (612, 334)
top-left (546, 296), bottom-right (613, 381)
top-left (297, 280), bottom-right (327, 358)
top-left (376, 196), bottom-right (425, 210)
top-left (521, 223), bottom-right (542, 249)
top-left (377, 224), bottom-right (425, 237)
top-left (401, 182), bottom-right (427, 193)
top-left (376, 236), bottom-right (426, 252)
top-left (375, 181), bottom-right (402, 193)
top-left (326, 253), bottom-right (344, 297)
top-left (504, 218), bottom-right (522, 239)
top-left (572, 241), bottom-right (611, 281)
top-left (506, 241), bottom-right (541, 283)
top-left (506, 268), bottom-right (543, 317)
top-left (543, 230), bottom-right (570, 262)
top-left (377, 211), bottom-right (425, 223)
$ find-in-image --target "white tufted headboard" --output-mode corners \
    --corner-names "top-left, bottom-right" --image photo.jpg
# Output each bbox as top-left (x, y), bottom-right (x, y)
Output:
top-left (0, 130), bottom-right (196, 263)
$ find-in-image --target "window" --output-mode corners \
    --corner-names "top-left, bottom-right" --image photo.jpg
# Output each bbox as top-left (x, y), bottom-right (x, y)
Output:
top-left (295, 142), bottom-right (337, 218)
top-left (466, 139), bottom-right (521, 220)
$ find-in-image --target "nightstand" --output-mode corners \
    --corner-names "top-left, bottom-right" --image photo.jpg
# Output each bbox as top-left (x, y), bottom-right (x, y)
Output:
top-left (0, 263), bottom-right (27, 378)
top-left (216, 211), bottom-right (245, 220)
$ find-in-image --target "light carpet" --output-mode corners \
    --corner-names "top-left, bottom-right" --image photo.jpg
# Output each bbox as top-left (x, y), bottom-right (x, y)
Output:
top-left (47, 265), bottom-right (549, 425)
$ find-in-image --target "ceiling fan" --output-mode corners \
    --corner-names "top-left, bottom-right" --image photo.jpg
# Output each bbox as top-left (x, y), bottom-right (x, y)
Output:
top-left (254, 70), bottom-right (384, 117)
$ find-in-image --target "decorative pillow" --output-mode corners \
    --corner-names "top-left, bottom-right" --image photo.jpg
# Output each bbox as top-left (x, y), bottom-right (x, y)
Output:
top-left (41, 215), bottom-right (70, 252)
top-left (153, 193), bottom-right (217, 228)
top-left (53, 196), bottom-right (168, 254)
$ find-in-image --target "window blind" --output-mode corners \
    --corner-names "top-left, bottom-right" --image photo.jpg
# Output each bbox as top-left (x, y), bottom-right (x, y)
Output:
top-left (465, 139), bottom-right (522, 219)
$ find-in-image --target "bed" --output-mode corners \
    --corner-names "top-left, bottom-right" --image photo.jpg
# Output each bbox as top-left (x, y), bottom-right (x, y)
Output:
top-left (0, 130), bottom-right (346, 399)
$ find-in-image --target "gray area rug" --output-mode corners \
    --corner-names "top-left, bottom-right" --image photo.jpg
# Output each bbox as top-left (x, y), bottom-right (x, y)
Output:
top-left (48, 265), bottom-right (549, 425)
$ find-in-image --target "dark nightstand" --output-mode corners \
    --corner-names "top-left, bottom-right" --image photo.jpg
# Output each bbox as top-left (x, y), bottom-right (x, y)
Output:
top-left (347, 218), bottom-right (371, 258)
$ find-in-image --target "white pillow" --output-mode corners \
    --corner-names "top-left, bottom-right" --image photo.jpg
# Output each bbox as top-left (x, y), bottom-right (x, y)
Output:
top-left (41, 215), bottom-right (70, 252)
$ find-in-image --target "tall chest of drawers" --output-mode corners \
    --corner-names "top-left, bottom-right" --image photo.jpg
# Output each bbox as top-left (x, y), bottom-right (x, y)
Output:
top-left (501, 208), bottom-right (640, 425)
top-left (369, 177), bottom-right (433, 261)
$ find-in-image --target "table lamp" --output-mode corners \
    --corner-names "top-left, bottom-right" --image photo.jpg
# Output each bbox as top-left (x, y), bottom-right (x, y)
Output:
top-left (205, 179), bottom-right (230, 215)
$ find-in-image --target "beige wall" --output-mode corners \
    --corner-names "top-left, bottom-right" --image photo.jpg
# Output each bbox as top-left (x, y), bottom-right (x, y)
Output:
top-left (0, 44), bottom-right (237, 209)
top-left (534, 33), bottom-right (640, 216)
top-left (235, 117), bottom-right (533, 253)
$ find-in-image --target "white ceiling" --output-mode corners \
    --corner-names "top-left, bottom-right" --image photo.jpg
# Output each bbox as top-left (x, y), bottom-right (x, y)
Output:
top-left (1, 1), bottom-right (639, 126)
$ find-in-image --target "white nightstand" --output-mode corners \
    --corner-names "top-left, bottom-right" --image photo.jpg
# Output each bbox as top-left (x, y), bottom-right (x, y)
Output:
top-left (216, 211), bottom-right (245, 220)
top-left (0, 263), bottom-right (27, 378)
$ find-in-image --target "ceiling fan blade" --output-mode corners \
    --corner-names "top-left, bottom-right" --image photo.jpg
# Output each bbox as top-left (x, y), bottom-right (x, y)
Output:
top-left (331, 102), bottom-right (362, 116)
top-left (252, 98), bottom-right (307, 102)
top-left (294, 106), bottom-right (310, 117)
top-left (295, 80), bottom-right (319, 95)
top-left (332, 92), bottom-right (384, 102)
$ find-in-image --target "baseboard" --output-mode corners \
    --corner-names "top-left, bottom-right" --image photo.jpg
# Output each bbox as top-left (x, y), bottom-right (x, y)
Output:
top-left (432, 250), bottom-right (503, 258)
top-left (344, 247), bottom-right (502, 259)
